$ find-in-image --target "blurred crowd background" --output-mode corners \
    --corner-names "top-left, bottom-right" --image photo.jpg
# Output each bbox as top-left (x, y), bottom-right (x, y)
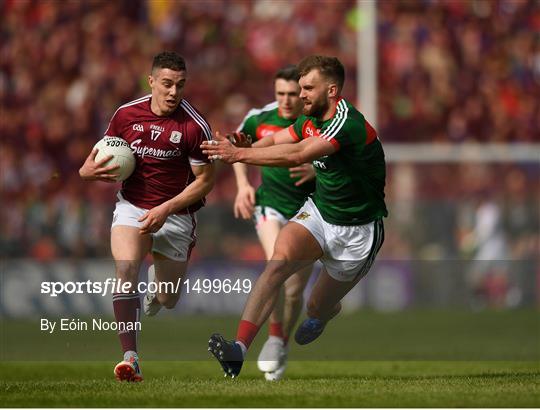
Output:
top-left (1, 0), bottom-right (538, 308)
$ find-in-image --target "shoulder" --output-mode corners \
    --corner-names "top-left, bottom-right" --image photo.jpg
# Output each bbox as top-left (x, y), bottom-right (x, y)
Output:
top-left (342, 99), bottom-right (365, 125)
top-left (289, 115), bottom-right (309, 140)
top-left (320, 99), bottom-right (363, 140)
top-left (104, 94), bottom-right (150, 136)
top-left (294, 114), bottom-right (309, 125)
top-left (293, 114), bottom-right (311, 130)
top-left (237, 101), bottom-right (278, 131)
top-left (246, 101), bottom-right (279, 121)
top-left (112, 94), bottom-right (151, 119)
top-left (179, 99), bottom-right (212, 140)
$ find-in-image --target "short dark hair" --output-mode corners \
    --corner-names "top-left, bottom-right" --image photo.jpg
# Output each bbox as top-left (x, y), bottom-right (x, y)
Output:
top-left (151, 51), bottom-right (186, 73)
top-left (274, 65), bottom-right (300, 82)
top-left (297, 55), bottom-right (345, 91)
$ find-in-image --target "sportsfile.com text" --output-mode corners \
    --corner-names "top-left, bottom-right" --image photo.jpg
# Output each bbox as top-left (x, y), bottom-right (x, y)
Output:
top-left (40, 278), bottom-right (252, 297)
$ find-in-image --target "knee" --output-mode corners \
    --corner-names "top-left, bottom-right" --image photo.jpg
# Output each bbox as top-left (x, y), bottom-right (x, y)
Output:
top-left (157, 293), bottom-right (180, 309)
top-left (263, 256), bottom-right (294, 287)
top-left (285, 283), bottom-right (304, 304)
top-left (261, 253), bottom-right (295, 288)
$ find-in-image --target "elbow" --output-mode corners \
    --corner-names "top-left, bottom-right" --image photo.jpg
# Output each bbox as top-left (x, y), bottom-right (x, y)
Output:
top-left (203, 175), bottom-right (216, 194)
top-left (201, 165), bottom-right (216, 193)
top-left (201, 178), bottom-right (214, 195)
top-left (207, 179), bottom-right (216, 194)
top-left (194, 174), bottom-right (215, 197)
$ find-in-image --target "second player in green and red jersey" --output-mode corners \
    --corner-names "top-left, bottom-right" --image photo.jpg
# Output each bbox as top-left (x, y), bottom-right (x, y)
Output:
top-left (237, 101), bottom-right (315, 219)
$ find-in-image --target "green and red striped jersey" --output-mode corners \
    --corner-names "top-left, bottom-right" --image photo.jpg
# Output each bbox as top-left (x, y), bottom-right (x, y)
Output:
top-left (289, 98), bottom-right (388, 225)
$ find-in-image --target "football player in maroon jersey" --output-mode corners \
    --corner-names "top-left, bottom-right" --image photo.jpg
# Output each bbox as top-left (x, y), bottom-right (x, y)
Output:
top-left (80, 52), bottom-right (214, 382)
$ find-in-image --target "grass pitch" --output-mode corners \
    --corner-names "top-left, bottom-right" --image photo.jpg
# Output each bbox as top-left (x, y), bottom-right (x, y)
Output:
top-left (1, 361), bottom-right (538, 407)
top-left (1, 310), bottom-right (539, 407)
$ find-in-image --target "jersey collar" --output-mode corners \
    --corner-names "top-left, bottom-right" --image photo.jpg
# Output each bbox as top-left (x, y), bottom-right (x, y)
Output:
top-left (311, 97), bottom-right (343, 128)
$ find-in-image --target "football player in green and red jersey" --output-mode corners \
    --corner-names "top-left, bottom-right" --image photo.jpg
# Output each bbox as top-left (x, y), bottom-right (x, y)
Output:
top-left (203, 56), bottom-right (387, 378)
top-left (232, 66), bottom-right (315, 381)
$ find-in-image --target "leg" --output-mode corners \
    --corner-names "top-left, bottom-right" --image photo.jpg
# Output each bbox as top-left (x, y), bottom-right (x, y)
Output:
top-left (306, 267), bottom-right (361, 322)
top-left (255, 218), bottom-right (288, 375)
top-left (111, 226), bottom-right (152, 291)
top-left (241, 222), bottom-right (322, 329)
top-left (208, 222), bottom-right (322, 377)
top-left (293, 267), bottom-right (360, 346)
top-left (260, 264), bottom-right (313, 381)
top-left (111, 225), bottom-right (151, 382)
top-left (152, 252), bottom-right (188, 309)
top-left (296, 218), bottom-right (385, 345)
top-left (282, 264), bottom-right (313, 338)
top-left (256, 218), bottom-right (286, 333)
top-left (144, 212), bottom-right (196, 315)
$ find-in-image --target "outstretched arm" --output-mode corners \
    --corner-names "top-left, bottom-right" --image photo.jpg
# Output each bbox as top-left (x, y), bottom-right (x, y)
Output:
top-left (202, 132), bottom-right (336, 167)
top-left (251, 127), bottom-right (297, 148)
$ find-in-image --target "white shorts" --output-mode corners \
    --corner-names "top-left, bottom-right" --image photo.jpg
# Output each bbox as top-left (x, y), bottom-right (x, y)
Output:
top-left (291, 198), bottom-right (384, 282)
top-left (111, 193), bottom-right (197, 261)
top-left (253, 205), bottom-right (289, 229)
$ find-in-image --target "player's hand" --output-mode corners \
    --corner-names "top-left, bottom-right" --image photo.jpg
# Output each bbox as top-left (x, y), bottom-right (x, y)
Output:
top-left (138, 204), bottom-right (170, 235)
top-left (201, 131), bottom-right (239, 163)
top-left (289, 163), bottom-right (316, 186)
top-left (226, 132), bottom-right (252, 148)
top-left (234, 184), bottom-right (256, 219)
top-left (79, 148), bottom-right (120, 183)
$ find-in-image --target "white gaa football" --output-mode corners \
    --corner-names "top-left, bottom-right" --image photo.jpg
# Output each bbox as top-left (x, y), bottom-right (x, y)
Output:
top-left (93, 136), bottom-right (135, 182)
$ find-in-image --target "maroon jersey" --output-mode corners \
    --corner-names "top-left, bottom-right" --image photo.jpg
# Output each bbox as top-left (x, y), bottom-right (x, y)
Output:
top-left (104, 94), bottom-right (212, 213)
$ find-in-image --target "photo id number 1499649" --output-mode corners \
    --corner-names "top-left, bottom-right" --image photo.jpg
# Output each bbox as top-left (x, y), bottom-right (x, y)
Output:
top-left (183, 278), bottom-right (252, 294)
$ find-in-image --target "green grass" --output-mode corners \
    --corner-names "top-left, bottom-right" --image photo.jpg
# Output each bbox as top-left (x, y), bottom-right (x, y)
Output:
top-left (1, 310), bottom-right (539, 407)
top-left (1, 361), bottom-right (539, 407)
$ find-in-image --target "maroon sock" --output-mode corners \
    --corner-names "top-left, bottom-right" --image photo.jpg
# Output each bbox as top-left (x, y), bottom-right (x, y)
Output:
top-left (283, 335), bottom-right (289, 346)
top-left (236, 320), bottom-right (260, 349)
top-left (112, 293), bottom-right (140, 353)
top-left (269, 322), bottom-right (284, 339)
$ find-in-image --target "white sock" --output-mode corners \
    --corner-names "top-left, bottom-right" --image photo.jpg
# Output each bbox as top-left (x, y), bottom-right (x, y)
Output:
top-left (124, 350), bottom-right (138, 361)
top-left (268, 335), bottom-right (284, 344)
top-left (236, 341), bottom-right (247, 358)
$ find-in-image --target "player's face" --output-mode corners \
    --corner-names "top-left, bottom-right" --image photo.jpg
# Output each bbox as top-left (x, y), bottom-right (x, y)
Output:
top-left (299, 69), bottom-right (330, 118)
top-left (274, 79), bottom-right (302, 120)
top-left (148, 68), bottom-right (186, 116)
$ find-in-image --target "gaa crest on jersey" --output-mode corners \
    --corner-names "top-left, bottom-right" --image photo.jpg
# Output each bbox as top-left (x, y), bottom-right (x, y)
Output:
top-left (170, 131), bottom-right (182, 143)
top-left (295, 211), bottom-right (310, 220)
